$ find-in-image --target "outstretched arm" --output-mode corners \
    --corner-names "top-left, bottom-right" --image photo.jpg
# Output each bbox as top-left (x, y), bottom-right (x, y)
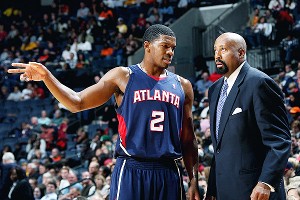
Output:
top-left (9, 62), bottom-right (128, 112)
top-left (180, 77), bottom-right (201, 200)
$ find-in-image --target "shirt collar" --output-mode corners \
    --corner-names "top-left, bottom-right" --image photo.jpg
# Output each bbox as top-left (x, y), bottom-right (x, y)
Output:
top-left (224, 61), bottom-right (245, 94)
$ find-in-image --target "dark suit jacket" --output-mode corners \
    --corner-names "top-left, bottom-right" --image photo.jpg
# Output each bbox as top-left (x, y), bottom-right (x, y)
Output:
top-left (207, 62), bottom-right (291, 200)
top-left (9, 179), bottom-right (34, 200)
top-left (0, 163), bottom-right (17, 200)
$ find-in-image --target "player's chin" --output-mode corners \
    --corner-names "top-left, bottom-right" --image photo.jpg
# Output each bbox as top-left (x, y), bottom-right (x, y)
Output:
top-left (162, 61), bottom-right (171, 68)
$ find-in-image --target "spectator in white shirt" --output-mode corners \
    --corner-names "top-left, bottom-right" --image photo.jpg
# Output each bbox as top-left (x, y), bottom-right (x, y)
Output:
top-left (7, 85), bottom-right (22, 101)
top-left (41, 181), bottom-right (57, 200)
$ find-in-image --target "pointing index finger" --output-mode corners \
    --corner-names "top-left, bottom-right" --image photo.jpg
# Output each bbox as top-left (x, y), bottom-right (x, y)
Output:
top-left (11, 63), bottom-right (28, 68)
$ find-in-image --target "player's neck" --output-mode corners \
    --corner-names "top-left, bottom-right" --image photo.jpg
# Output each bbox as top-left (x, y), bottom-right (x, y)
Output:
top-left (138, 63), bottom-right (168, 78)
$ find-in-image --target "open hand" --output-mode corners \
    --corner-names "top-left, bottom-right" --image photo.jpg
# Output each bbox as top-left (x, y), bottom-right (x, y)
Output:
top-left (8, 62), bottom-right (48, 82)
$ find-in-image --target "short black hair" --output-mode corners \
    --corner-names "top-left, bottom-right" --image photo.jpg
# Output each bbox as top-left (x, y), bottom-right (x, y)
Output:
top-left (143, 24), bottom-right (175, 43)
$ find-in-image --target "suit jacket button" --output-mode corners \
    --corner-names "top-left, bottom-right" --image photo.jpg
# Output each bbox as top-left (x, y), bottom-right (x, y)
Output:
top-left (217, 149), bottom-right (220, 154)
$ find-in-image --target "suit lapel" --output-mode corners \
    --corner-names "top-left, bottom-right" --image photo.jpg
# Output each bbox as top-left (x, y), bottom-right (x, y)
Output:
top-left (210, 77), bottom-right (224, 148)
top-left (216, 63), bottom-right (250, 148)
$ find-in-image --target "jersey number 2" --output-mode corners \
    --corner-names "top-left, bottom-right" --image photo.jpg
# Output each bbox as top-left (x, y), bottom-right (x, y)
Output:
top-left (150, 111), bottom-right (165, 132)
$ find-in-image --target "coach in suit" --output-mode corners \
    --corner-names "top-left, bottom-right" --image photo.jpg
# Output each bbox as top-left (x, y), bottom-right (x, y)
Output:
top-left (206, 32), bottom-right (291, 200)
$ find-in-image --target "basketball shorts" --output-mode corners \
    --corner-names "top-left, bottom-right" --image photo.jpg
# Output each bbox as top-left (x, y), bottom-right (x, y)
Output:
top-left (109, 157), bottom-right (186, 200)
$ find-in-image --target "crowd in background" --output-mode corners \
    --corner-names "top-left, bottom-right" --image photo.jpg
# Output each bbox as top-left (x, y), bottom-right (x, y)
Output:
top-left (1, 0), bottom-right (300, 199)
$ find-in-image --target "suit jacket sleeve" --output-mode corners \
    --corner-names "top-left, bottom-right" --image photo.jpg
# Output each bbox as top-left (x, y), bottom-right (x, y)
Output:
top-left (206, 156), bottom-right (216, 197)
top-left (254, 77), bottom-right (291, 188)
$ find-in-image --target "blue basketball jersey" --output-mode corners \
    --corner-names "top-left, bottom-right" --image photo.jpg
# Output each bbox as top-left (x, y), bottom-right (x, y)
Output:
top-left (115, 64), bottom-right (185, 159)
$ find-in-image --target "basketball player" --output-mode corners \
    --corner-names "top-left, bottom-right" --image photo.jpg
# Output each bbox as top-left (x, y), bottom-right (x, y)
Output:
top-left (9, 24), bottom-right (200, 200)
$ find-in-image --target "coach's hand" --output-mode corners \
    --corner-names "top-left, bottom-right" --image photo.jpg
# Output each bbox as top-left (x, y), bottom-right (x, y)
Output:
top-left (250, 182), bottom-right (271, 200)
top-left (187, 178), bottom-right (201, 200)
top-left (9, 62), bottom-right (49, 82)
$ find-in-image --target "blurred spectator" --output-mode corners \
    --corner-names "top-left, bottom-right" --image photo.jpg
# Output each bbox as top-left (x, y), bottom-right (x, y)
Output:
top-left (295, 69), bottom-right (300, 90)
top-left (290, 106), bottom-right (300, 120)
top-left (37, 163), bottom-right (47, 185)
top-left (26, 163), bottom-right (39, 180)
top-left (248, 16), bottom-right (273, 48)
top-left (280, 33), bottom-right (299, 64)
top-left (116, 18), bottom-right (128, 34)
top-left (51, 109), bottom-right (63, 127)
top-left (32, 83), bottom-right (45, 99)
top-left (0, 24), bottom-right (8, 46)
top-left (38, 110), bottom-right (52, 126)
top-left (75, 128), bottom-right (90, 159)
top-left (26, 138), bottom-right (47, 162)
top-left (268, 0), bottom-right (284, 12)
top-left (263, 9), bottom-right (276, 24)
top-left (199, 97), bottom-right (210, 120)
top-left (76, 2), bottom-right (90, 20)
top-left (113, 33), bottom-right (126, 65)
top-left (59, 169), bottom-right (83, 199)
top-left (288, 0), bottom-right (299, 22)
top-left (28, 177), bottom-right (38, 190)
top-left (286, 64), bottom-right (296, 77)
top-left (1, 152), bottom-right (17, 200)
top-left (58, 166), bottom-right (70, 195)
top-left (40, 125), bottom-right (55, 150)
top-left (277, 67), bottom-right (296, 95)
top-left (49, 148), bottom-right (62, 163)
top-left (29, 116), bottom-right (42, 134)
top-left (127, 23), bottom-right (143, 39)
top-left (91, 174), bottom-right (109, 199)
top-left (88, 161), bottom-right (100, 180)
top-left (291, 120), bottom-right (300, 138)
top-left (98, 4), bottom-right (114, 26)
top-left (194, 71), bottom-right (213, 101)
top-left (249, 7), bottom-right (261, 27)
top-left (65, 52), bottom-right (77, 69)
top-left (21, 82), bottom-right (34, 101)
top-left (146, 7), bottom-right (163, 24)
top-left (8, 166), bottom-right (34, 200)
top-left (0, 85), bottom-right (10, 100)
top-left (276, 7), bottom-right (295, 42)
top-left (7, 85), bottom-right (22, 101)
top-left (81, 171), bottom-right (95, 197)
top-left (56, 118), bottom-right (68, 151)
top-left (61, 45), bottom-right (77, 61)
top-left (284, 161), bottom-right (296, 186)
top-left (37, 49), bottom-right (51, 64)
top-left (137, 13), bottom-right (147, 29)
top-left (125, 34), bottom-right (139, 56)
top-left (20, 38), bottom-right (38, 53)
top-left (100, 42), bottom-right (114, 58)
top-left (77, 38), bottom-right (92, 54)
top-left (40, 180), bottom-right (57, 200)
top-left (159, 0), bottom-right (174, 24)
top-left (76, 53), bottom-right (90, 69)
top-left (33, 186), bottom-right (44, 200)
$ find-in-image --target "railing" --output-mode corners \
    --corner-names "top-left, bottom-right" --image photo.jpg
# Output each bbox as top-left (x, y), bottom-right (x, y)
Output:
top-left (247, 47), bottom-right (281, 70)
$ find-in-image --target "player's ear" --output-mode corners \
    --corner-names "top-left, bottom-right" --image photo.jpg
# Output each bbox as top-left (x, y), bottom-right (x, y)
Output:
top-left (144, 41), bottom-right (150, 52)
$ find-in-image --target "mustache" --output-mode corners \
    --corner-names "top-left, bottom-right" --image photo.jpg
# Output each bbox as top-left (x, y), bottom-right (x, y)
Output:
top-left (215, 59), bottom-right (226, 65)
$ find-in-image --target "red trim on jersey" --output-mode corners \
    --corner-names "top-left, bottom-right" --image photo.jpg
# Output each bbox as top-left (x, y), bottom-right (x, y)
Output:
top-left (117, 114), bottom-right (127, 147)
top-left (148, 74), bottom-right (167, 81)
